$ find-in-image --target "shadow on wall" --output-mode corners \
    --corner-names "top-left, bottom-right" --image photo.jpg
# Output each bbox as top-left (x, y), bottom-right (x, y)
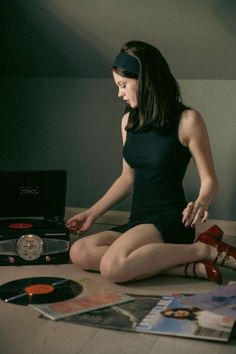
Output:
top-left (214, 0), bottom-right (236, 39)
top-left (0, 0), bottom-right (112, 77)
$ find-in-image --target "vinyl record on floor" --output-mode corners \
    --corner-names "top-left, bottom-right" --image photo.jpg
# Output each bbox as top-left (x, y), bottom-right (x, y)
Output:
top-left (0, 276), bottom-right (83, 305)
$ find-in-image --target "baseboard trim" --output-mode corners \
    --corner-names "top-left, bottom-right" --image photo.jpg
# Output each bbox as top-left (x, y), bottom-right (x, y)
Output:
top-left (66, 207), bottom-right (236, 237)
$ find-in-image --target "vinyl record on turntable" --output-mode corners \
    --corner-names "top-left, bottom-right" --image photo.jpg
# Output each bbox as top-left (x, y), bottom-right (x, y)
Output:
top-left (0, 276), bottom-right (83, 305)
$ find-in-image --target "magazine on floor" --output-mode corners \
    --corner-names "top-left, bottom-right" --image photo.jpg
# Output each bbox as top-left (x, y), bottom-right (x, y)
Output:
top-left (62, 294), bottom-right (235, 342)
top-left (180, 283), bottom-right (236, 320)
top-left (30, 277), bottom-right (134, 320)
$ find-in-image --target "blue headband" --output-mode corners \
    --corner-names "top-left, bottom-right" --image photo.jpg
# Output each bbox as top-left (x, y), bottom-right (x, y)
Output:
top-left (113, 51), bottom-right (139, 75)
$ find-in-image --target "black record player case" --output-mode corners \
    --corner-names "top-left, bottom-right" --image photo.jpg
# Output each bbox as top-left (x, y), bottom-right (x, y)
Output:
top-left (0, 170), bottom-right (70, 265)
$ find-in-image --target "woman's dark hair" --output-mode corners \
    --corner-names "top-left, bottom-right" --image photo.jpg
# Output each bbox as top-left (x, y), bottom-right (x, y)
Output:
top-left (113, 40), bottom-right (184, 132)
top-left (161, 307), bottom-right (199, 321)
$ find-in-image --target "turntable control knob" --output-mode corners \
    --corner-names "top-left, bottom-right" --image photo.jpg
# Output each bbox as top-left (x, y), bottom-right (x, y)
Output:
top-left (8, 256), bottom-right (15, 264)
top-left (45, 255), bottom-right (51, 262)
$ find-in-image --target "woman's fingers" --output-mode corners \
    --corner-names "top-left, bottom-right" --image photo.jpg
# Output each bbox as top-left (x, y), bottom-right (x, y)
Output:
top-left (66, 212), bottom-right (94, 235)
top-left (182, 201), bottom-right (208, 227)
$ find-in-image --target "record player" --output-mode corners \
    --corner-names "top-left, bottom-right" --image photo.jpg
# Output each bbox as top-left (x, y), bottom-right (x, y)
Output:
top-left (0, 170), bottom-right (70, 265)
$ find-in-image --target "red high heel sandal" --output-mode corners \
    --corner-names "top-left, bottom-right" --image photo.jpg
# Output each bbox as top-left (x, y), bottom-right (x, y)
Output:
top-left (196, 224), bottom-right (224, 241)
top-left (196, 230), bottom-right (236, 270)
top-left (185, 261), bottom-right (222, 284)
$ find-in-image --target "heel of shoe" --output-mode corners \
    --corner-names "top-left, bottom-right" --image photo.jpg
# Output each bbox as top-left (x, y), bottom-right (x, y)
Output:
top-left (196, 224), bottom-right (223, 242)
top-left (184, 261), bottom-right (222, 284)
top-left (206, 224), bottom-right (224, 240)
top-left (201, 260), bottom-right (222, 284)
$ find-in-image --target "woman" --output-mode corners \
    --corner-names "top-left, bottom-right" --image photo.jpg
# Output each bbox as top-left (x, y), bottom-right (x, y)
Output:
top-left (67, 41), bottom-right (236, 283)
top-left (161, 307), bottom-right (233, 332)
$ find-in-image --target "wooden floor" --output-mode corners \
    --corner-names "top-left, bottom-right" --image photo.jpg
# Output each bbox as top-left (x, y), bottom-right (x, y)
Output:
top-left (1, 209), bottom-right (236, 354)
top-left (1, 264), bottom-right (236, 354)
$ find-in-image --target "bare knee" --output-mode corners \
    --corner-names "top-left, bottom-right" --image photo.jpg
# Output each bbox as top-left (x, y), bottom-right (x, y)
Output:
top-left (100, 255), bottom-right (130, 283)
top-left (69, 238), bottom-right (94, 269)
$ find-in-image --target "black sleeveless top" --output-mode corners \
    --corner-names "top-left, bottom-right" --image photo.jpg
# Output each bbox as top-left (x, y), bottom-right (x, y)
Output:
top-left (111, 113), bottom-right (195, 244)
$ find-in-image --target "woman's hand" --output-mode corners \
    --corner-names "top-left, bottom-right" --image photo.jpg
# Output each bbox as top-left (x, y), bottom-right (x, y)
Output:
top-left (182, 201), bottom-right (209, 228)
top-left (66, 210), bottom-right (95, 235)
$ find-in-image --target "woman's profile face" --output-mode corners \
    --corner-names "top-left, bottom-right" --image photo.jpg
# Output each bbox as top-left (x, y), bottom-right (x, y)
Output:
top-left (113, 71), bottom-right (138, 108)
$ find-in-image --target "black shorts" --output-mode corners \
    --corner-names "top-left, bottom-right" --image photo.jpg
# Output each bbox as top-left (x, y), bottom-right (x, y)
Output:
top-left (111, 221), bottom-right (195, 244)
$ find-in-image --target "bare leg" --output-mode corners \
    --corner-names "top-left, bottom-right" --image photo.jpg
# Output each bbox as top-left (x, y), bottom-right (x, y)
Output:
top-left (69, 230), bottom-right (121, 271)
top-left (161, 264), bottom-right (205, 277)
top-left (70, 224), bottom-right (217, 282)
top-left (99, 224), bottom-right (214, 282)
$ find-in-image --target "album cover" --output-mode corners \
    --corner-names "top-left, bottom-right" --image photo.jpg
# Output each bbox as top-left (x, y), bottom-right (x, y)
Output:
top-left (62, 294), bottom-right (235, 342)
top-left (30, 277), bottom-right (133, 320)
top-left (180, 283), bottom-right (236, 320)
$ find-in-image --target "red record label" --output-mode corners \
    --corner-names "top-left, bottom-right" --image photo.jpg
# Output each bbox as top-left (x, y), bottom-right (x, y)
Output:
top-left (9, 223), bottom-right (33, 229)
top-left (24, 284), bottom-right (55, 295)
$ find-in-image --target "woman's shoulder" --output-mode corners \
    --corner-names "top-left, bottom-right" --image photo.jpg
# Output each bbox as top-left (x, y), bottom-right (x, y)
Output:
top-left (180, 108), bottom-right (203, 123)
top-left (121, 112), bottom-right (130, 143)
top-left (121, 112), bottom-right (130, 129)
top-left (178, 108), bottom-right (206, 145)
top-left (179, 108), bottom-right (205, 131)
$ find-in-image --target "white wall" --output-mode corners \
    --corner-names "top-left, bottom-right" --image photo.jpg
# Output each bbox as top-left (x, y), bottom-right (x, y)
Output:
top-left (1, 78), bottom-right (236, 220)
top-left (180, 80), bottom-right (236, 220)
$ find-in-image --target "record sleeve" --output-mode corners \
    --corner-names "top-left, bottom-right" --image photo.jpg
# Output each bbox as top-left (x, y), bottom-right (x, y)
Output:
top-left (62, 294), bottom-right (235, 342)
top-left (30, 277), bottom-right (134, 320)
top-left (180, 283), bottom-right (236, 320)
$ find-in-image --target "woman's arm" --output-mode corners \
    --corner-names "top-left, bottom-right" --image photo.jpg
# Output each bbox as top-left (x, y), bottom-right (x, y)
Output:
top-left (180, 109), bottom-right (218, 227)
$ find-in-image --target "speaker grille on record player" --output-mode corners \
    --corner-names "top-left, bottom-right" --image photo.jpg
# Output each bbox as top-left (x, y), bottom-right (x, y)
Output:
top-left (44, 239), bottom-right (69, 254)
top-left (0, 239), bottom-right (16, 254)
